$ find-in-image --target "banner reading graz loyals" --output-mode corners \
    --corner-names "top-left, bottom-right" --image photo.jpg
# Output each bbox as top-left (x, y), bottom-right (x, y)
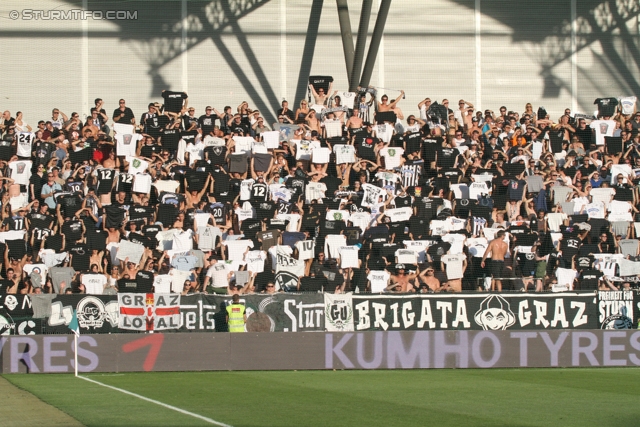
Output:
top-left (352, 293), bottom-right (601, 331)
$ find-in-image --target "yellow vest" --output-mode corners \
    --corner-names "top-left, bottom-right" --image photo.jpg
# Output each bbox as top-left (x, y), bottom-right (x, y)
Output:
top-left (226, 303), bottom-right (246, 333)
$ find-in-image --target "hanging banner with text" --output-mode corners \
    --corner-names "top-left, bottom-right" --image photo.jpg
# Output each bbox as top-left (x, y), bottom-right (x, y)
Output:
top-left (351, 293), bottom-right (604, 331)
top-left (2, 291), bottom-right (638, 335)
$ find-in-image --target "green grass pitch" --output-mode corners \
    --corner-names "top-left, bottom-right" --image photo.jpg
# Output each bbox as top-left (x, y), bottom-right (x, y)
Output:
top-left (4, 368), bottom-right (640, 426)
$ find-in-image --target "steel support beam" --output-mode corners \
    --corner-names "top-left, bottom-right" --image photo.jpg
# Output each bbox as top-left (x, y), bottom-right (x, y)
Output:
top-left (336, 0), bottom-right (355, 86)
top-left (294, 0), bottom-right (324, 104)
top-left (359, 0), bottom-right (392, 89)
top-left (349, 0), bottom-right (373, 92)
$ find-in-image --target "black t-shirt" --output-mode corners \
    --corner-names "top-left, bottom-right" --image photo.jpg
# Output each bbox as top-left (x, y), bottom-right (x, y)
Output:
top-left (142, 225), bottom-right (162, 247)
top-left (595, 98), bottom-right (618, 118)
top-left (427, 242), bottom-right (452, 270)
top-left (436, 147), bottom-right (457, 168)
top-left (30, 174), bottom-right (47, 201)
top-left (300, 276), bottom-right (327, 292)
top-left (277, 108), bottom-right (296, 121)
top-left (160, 128), bottom-right (182, 153)
top-left (62, 219), bottom-right (84, 243)
top-left (301, 210), bottom-right (320, 232)
top-left (113, 107), bottom-right (135, 124)
top-left (185, 170), bottom-right (209, 192)
top-left (104, 205), bottom-right (127, 229)
top-left (579, 269), bottom-right (602, 290)
top-left (256, 201), bottom-right (276, 221)
top-left (575, 254), bottom-right (595, 272)
top-left (31, 227), bottom-right (54, 250)
top-left (143, 114), bottom-right (170, 139)
top-left (358, 135), bottom-right (378, 162)
top-left (198, 114), bottom-right (218, 135)
top-left (422, 137), bottom-right (443, 162)
top-left (251, 182), bottom-right (269, 203)
top-left (286, 176), bottom-right (308, 198)
top-left (69, 243), bottom-right (90, 272)
top-left (162, 91), bottom-right (188, 113)
top-left (135, 270), bottom-right (155, 293)
top-left (205, 145), bottom-right (227, 166)
top-left (129, 205), bottom-right (155, 222)
top-left (44, 234), bottom-right (64, 251)
top-left (96, 168), bottom-right (116, 195)
top-left (4, 216), bottom-right (26, 231)
top-left (33, 141), bottom-right (56, 165)
top-left (211, 169), bottom-right (230, 195)
top-left (86, 229), bottom-right (107, 251)
top-left (574, 126), bottom-right (593, 149)
top-left (141, 143), bottom-right (162, 159)
top-left (516, 252), bottom-right (537, 277)
top-left (118, 277), bottom-right (139, 293)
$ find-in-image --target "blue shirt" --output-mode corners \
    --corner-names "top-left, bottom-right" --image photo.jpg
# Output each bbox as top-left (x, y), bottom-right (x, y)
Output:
top-left (41, 182), bottom-right (62, 209)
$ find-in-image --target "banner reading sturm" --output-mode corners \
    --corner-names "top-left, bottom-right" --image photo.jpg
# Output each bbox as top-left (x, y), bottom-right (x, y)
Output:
top-left (352, 293), bottom-right (600, 331)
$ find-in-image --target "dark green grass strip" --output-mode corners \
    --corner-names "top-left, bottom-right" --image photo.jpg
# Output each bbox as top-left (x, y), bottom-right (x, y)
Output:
top-left (6, 369), bottom-right (640, 427)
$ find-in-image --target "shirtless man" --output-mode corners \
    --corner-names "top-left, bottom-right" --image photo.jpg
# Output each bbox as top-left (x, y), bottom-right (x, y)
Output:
top-left (305, 110), bottom-right (322, 134)
top-left (309, 82), bottom-right (333, 106)
top-left (481, 230), bottom-right (508, 291)
top-left (377, 91), bottom-right (405, 112)
top-left (385, 266), bottom-right (417, 293)
top-left (346, 113), bottom-right (364, 133)
top-left (418, 265), bottom-right (440, 292)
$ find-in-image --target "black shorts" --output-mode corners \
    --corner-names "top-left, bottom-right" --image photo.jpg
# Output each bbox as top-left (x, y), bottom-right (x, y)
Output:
top-left (490, 260), bottom-right (505, 278)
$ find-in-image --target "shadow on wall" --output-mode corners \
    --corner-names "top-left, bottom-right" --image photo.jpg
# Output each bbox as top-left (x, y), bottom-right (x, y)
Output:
top-left (91, 0), bottom-right (283, 123)
top-left (451, 0), bottom-right (640, 102)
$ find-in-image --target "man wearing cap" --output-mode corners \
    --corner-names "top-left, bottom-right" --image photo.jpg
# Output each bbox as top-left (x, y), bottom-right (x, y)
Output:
top-left (198, 106), bottom-right (221, 136)
top-left (226, 294), bottom-right (246, 332)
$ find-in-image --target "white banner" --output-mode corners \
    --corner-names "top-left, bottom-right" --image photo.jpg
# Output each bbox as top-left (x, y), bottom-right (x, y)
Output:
top-left (324, 293), bottom-right (354, 332)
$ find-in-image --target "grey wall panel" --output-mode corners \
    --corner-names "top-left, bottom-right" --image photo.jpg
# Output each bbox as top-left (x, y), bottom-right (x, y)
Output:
top-left (0, 0), bottom-right (638, 127)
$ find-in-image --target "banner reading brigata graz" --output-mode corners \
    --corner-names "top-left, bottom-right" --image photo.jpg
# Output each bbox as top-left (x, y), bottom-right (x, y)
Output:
top-left (350, 293), bottom-right (622, 331)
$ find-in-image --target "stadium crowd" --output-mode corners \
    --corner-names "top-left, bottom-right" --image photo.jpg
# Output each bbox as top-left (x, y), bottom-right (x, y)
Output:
top-left (0, 85), bottom-right (639, 296)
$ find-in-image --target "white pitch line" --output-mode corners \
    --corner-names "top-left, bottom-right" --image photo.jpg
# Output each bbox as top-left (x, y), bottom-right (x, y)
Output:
top-left (78, 375), bottom-right (232, 427)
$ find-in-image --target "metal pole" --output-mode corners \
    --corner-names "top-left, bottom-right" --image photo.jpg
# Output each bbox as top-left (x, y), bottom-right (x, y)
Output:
top-left (294, 0), bottom-right (324, 104)
top-left (359, 0), bottom-right (392, 89)
top-left (74, 333), bottom-right (78, 377)
top-left (349, 0), bottom-right (373, 92)
top-left (336, 0), bottom-right (355, 87)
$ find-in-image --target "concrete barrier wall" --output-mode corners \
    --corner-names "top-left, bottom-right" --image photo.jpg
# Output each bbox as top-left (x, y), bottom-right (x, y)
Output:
top-left (2, 330), bottom-right (640, 373)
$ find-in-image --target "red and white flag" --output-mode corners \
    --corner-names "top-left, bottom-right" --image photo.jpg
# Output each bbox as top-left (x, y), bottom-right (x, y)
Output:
top-left (118, 293), bottom-right (181, 331)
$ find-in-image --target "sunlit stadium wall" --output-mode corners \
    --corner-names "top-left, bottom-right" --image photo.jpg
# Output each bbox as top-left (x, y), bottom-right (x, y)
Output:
top-left (1, 0), bottom-right (638, 125)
